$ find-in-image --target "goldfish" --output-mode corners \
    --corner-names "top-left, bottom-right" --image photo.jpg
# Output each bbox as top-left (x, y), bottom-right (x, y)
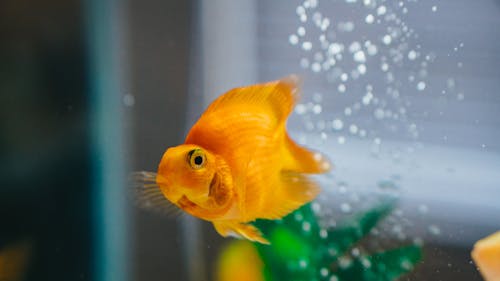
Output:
top-left (133, 76), bottom-right (331, 244)
top-left (472, 231), bottom-right (500, 281)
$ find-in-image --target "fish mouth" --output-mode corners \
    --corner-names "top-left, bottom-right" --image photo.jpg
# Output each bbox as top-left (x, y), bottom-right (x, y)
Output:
top-left (178, 195), bottom-right (198, 209)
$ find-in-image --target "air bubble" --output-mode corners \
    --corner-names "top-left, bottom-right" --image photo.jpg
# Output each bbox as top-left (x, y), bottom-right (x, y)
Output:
top-left (340, 73), bottom-right (349, 81)
top-left (349, 124), bottom-right (358, 134)
top-left (296, 6), bottom-right (305, 16)
top-left (361, 258), bottom-right (372, 269)
top-left (313, 153), bottom-right (323, 161)
top-left (353, 50), bottom-right (366, 63)
top-left (302, 221), bottom-right (311, 232)
top-left (320, 268), bottom-right (329, 277)
top-left (320, 132), bottom-right (328, 140)
top-left (328, 43), bottom-right (343, 55)
top-left (302, 41), bottom-right (313, 51)
top-left (447, 78), bottom-right (456, 89)
top-left (374, 108), bottom-right (385, 119)
top-left (432, 5), bottom-right (437, 12)
top-left (417, 81), bottom-right (426, 91)
top-left (344, 107), bottom-right (352, 115)
top-left (365, 14), bottom-right (375, 24)
top-left (321, 18), bottom-right (330, 31)
top-left (366, 44), bottom-right (378, 56)
top-left (297, 26), bottom-right (306, 36)
top-left (332, 119), bottom-right (344, 130)
top-left (294, 212), bottom-right (304, 221)
top-left (408, 50), bottom-right (417, 60)
top-left (340, 203), bottom-right (351, 213)
top-left (289, 34), bottom-right (299, 45)
top-left (321, 161), bottom-right (331, 170)
top-left (311, 62), bottom-right (321, 72)
top-left (338, 84), bottom-right (346, 93)
top-left (312, 104), bottom-right (322, 114)
top-left (400, 259), bottom-right (413, 270)
top-left (295, 104), bottom-right (307, 115)
top-left (351, 248), bottom-right (361, 257)
top-left (348, 42), bottom-right (361, 54)
top-left (377, 5), bottom-right (387, 15)
top-left (428, 225), bottom-right (441, 235)
top-left (337, 136), bottom-right (346, 144)
top-left (339, 21), bottom-right (355, 32)
top-left (382, 34), bottom-right (392, 45)
top-left (381, 62), bottom-right (389, 72)
top-left (330, 276), bottom-right (339, 281)
top-left (357, 64), bottom-right (367, 74)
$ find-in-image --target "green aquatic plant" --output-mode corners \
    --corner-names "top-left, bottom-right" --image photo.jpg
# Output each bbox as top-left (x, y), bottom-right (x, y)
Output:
top-left (252, 200), bottom-right (422, 281)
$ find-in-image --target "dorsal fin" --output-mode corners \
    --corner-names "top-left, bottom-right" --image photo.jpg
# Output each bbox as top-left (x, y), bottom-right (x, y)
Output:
top-left (203, 75), bottom-right (302, 124)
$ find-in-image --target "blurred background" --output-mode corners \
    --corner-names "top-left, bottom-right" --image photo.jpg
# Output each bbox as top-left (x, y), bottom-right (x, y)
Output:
top-left (0, 0), bottom-right (499, 281)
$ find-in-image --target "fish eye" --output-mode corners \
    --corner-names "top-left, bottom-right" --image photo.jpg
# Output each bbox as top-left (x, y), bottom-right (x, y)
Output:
top-left (187, 149), bottom-right (206, 170)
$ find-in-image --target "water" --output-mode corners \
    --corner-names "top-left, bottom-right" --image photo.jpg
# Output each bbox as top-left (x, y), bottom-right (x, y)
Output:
top-left (126, 1), bottom-right (500, 280)
top-left (252, 0), bottom-right (500, 280)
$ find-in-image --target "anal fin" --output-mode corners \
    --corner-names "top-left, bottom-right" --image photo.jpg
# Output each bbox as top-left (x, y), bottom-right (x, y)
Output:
top-left (213, 221), bottom-right (270, 245)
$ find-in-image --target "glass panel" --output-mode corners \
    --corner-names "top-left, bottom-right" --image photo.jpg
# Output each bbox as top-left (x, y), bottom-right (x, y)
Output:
top-left (87, 0), bottom-right (499, 280)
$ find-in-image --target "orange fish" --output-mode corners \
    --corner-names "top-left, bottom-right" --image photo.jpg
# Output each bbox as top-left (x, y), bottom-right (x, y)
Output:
top-left (472, 231), bottom-right (500, 281)
top-left (134, 76), bottom-right (331, 244)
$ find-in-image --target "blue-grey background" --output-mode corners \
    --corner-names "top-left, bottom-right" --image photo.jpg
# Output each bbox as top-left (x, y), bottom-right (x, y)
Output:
top-left (1, 0), bottom-right (497, 280)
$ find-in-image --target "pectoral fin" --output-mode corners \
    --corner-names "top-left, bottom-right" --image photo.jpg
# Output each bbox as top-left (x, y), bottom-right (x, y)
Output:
top-left (129, 171), bottom-right (182, 216)
top-left (213, 221), bottom-right (270, 245)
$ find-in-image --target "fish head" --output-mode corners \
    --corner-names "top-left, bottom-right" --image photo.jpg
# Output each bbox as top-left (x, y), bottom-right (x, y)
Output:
top-left (156, 144), bottom-right (235, 220)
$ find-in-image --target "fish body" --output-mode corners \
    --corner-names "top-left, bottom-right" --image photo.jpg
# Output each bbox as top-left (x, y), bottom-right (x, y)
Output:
top-left (472, 231), bottom-right (500, 281)
top-left (155, 76), bottom-right (330, 243)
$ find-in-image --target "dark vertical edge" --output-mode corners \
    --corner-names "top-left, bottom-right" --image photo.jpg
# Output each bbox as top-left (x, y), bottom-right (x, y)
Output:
top-left (84, 0), bottom-right (130, 280)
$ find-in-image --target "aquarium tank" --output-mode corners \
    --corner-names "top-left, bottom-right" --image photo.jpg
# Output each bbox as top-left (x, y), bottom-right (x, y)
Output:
top-left (0, 0), bottom-right (498, 281)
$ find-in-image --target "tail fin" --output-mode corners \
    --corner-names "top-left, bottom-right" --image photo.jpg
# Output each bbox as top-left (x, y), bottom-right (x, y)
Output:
top-left (282, 134), bottom-right (331, 174)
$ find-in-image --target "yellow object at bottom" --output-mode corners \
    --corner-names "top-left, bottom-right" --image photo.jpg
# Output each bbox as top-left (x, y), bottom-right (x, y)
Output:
top-left (215, 240), bottom-right (264, 281)
top-left (472, 231), bottom-right (500, 281)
